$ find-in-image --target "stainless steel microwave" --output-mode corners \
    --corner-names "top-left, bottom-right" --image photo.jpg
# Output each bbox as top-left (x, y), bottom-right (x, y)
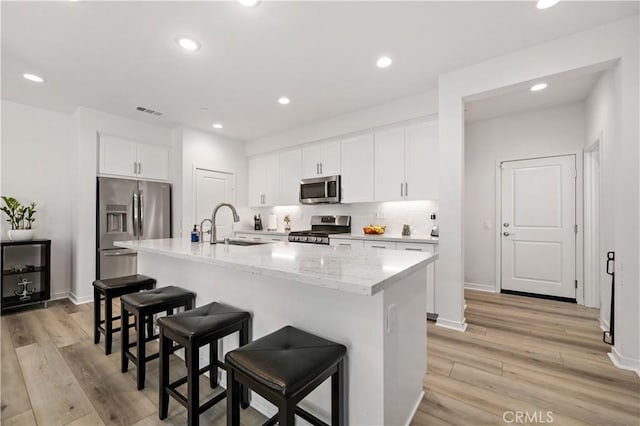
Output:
top-left (299, 175), bottom-right (341, 204)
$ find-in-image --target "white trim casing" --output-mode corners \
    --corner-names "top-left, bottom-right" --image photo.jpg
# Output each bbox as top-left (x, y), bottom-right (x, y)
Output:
top-left (464, 282), bottom-right (497, 293)
top-left (608, 347), bottom-right (640, 378)
top-left (68, 291), bottom-right (93, 305)
top-left (436, 317), bottom-right (468, 332)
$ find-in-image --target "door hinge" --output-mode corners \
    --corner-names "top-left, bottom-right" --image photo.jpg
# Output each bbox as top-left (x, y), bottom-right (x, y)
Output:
top-left (575, 279), bottom-right (578, 289)
top-left (574, 224), bottom-right (578, 233)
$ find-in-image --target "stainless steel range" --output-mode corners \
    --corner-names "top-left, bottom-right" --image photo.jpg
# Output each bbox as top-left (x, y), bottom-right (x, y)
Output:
top-left (288, 215), bottom-right (351, 245)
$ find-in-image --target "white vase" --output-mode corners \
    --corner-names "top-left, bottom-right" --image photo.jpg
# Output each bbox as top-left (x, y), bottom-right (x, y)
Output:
top-left (8, 229), bottom-right (35, 241)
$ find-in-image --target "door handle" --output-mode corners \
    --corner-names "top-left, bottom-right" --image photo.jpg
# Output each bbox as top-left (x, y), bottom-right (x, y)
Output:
top-left (401, 182), bottom-right (404, 197)
top-left (132, 192), bottom-right (139, 237)
top-left (405, 182), bottom-right (408, 197)
top-left (405, 248), bottom-right (423, 252)
top-left (316, 163), bottom-right (320, 175)
top-left (320, 162), bottom-right (323, 175)
top-left (133, 161), bottom-right (137, 174)
top-left (138, 162), bottom-right (142, 175)
top-left (371, 245), bottom-right (386, 249)
top-left (103, 249), bottom-right (136, 256)
top-left (139, 190), bottom-right (144, 236)
top-left (503, 232), bottom-right (516, 237)
top-left (503, 222), bottom-right (510, 228)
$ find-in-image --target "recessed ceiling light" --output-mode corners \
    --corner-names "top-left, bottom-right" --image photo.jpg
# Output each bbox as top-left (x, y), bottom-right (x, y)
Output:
top-left (530, 83), bottom-right (548, 92)
top-left (237, 0), bottom-right (260, 6)
top-left (212, 123), bottom-right (223, 129)
top-left (23, 73), bottom-right (44, 83)
top-left (177, 38), bottom-right (200, 52)
top-left (376, 56), bottom-right (392, 68)
top-left (537, 0), bottom-right (560, 9)
top-left (278, 97), bottom-right (290, 105)
top-left (200, 107), bottom-right (208, 112)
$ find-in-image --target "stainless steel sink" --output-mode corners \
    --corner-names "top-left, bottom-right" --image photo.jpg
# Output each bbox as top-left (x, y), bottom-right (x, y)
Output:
top-left (218, 240), bottom-right (271, 246)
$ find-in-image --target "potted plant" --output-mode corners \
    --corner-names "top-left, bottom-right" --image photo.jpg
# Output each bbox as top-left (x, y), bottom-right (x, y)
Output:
top-left (1, 196), bottom-right (37, 241)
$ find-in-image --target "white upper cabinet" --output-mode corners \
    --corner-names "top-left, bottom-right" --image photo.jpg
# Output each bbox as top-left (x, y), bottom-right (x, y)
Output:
top-left (137, 143), bottom-right (170, 181)
top-left (99, 134), bottom-right (170, 181)
top-left (374, 127), bottom-right (405, 202)
top-left (301, 140), bottom-right (341, 178)
top-left (248, 154), bottom-right (279, 207)
top-left (374, 120), bottom-right (439, 202)
top-left (405, 121), bottom-right (439, 200)
top-left (278, 148), bottom-right (302, 206)
top-left (99, 135), bottom-right (139, 177)
top-left (341, 133), bottom-right (374, 203)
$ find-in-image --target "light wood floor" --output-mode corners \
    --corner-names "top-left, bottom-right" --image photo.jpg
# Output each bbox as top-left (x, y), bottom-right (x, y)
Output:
top-left (1, 291), bottom-right (638, 426)
top-left (412, 291), bottom-right (640, 426)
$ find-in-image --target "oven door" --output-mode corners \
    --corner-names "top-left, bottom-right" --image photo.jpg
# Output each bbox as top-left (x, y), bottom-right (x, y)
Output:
top-left (299, 175), bottom-right (341, 204)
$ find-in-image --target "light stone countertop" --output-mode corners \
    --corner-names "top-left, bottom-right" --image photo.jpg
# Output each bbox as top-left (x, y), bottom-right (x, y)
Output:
top-left (331, 233), bottom-right (439, 244)
top-left (235, 230), bottom-right (439, 244)
top-left (116, 238), bottom-right (437, 296)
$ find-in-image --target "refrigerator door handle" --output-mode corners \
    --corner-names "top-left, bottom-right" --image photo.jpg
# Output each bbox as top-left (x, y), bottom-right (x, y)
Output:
top-left (102, 249), bottom-right (137, 256)
top-left (132, 191), bottom-right (139, 237)
top-left (139, 190), bottom-right (144, 237)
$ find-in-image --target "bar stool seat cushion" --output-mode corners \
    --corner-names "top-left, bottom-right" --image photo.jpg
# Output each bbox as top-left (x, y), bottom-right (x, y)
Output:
top-left (121, 285), bottom-right (195, 309)
top-left (225, 326), bottom-right (346, 397)
top-left (93, 274), bottom-right (156, 291)
top-left (157, 302), bottom-right (250, 341)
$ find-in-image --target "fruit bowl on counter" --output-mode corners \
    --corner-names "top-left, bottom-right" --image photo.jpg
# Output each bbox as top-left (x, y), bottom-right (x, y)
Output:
top-left (363, 225), bottom-right (386, 235)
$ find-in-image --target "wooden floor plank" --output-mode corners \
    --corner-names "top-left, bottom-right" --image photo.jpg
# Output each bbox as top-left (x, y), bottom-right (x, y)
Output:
top-left (15, 342), bottom-right (94, 426)
top-left (2, 409), bottom-right (37, 426)
top-left (59, 341), bottom-right (155, 426)
top-left (65, 412), bottom-right (105, 426)
top-left (0, 318), bottom-right (32, 420)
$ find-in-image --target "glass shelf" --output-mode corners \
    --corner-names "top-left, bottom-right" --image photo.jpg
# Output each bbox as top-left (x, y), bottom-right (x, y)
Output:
top-left (2, 266), bottom-right (45, 276)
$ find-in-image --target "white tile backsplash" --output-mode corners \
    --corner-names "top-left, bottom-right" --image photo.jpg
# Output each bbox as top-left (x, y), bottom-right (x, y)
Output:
top-left (237, 200), bottom-right (439, 235)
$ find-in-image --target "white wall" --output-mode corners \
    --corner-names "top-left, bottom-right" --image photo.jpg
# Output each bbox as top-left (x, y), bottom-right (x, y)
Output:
top-left (464, 102), bottom-right (585, 292)
top-left (585, 69), bottom-right (616, 332)
top-left (246, 89), bottom-right (438, 156)
top-left (1, 101), bottom-right (75, 299)
top-left (178, 127), bottom-right (248, 239)
top-left (71, 107), bottom-right (174, 303)
top-left (439, 15), bottom-right (638, 372)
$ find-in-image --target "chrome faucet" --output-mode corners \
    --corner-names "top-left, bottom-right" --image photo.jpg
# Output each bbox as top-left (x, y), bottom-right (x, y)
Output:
top-left (199, 218), bottom-right (212, 243)
top-left (211, 203), bottom-right (240, 244)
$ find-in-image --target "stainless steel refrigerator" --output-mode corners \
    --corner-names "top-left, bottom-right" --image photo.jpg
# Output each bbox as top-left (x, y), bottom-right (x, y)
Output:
top-left (97, 177), bottom-right (171, 280)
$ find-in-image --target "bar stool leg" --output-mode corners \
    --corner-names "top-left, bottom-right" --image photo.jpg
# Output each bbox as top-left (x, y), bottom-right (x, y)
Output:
top-left (209, 341), bottom-right (218, 389)
top-left (239, 320), bottom-right (250, 409)
top-left (121, 303), bottom-right (129, 373)
top-left (187, 343), bottom-right (200, 426)
top-left (159, 330), bottom-right (170, 420)
top-left (226, 368), bottom-right (240, 426)
top-left (278, 400), bottom-right (295, 426)
top-left (94, 288), bottom-right (101, 344)
top-left (146, 314), bottom-right (154, 338)
top-left (331, 360), bottom-right (345, 426)
top-left (136, 311), bottom-right (146, 390)
top-left (105, 294), bottom-right (113, 355)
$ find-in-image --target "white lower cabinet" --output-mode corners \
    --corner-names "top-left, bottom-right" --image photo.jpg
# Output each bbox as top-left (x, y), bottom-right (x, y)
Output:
top-left (396, 242), bottom-right (437, 316)
top-left (363, 240), bottom-right (396, 250)
top-left (329, 239), bottom-right (362, 248)
top-left (235, 233), bottom-right (286, 242)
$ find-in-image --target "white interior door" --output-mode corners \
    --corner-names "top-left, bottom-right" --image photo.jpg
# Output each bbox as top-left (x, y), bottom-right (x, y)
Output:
top-left (195, 169), bottom-right (234, 242)
top-left (501, 155), bottom-right (576, 299)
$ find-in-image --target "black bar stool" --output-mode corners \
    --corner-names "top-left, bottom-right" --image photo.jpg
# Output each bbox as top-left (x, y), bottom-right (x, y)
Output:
top-left (157, 301), bottom-right (251, 426)
top-left (121, 285), bottom-right (196, 390)
top-left (93, 274), bottom-right (156, 355)
top-left (225, 326), bottom-right (346, 426)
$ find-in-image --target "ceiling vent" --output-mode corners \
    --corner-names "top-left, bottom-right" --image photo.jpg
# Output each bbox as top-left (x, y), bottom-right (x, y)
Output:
top-left (136, 106), bottom-right (163, 116)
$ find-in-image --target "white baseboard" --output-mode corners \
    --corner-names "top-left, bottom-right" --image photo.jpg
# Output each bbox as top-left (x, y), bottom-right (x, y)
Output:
top-left (404, 390), bottom-right (425, 426)
top-left (464, 282), bottom-right (497, 293)
top-left (608, 347), bottom-right (640, 378)
top-left (68, 291), bottom-right (93, 305)
top-left (436, 317), bottom-right (468, 332)
top-left (50, 292), bottom-right (69, 301)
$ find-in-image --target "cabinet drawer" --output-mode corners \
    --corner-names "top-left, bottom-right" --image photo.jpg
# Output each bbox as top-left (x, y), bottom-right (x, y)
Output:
top-left (330, 239), bottom-right (362, 248)
top-left (396, 242), bottom-right (435, 254)
top-left (363, 241), bottom-right (396, 250)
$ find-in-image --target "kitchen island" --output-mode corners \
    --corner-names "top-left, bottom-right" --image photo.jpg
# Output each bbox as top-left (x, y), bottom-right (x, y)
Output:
top-left (116, 238), bottom-right (436, 425)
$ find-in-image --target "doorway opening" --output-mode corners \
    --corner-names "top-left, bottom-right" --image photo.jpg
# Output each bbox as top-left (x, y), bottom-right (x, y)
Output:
top-left (194, 168), bottom-right (236, 242)
top-left (584, 139), bottom-right (602, 309)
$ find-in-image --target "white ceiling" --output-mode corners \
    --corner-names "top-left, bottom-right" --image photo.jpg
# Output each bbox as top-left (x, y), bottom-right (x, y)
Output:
top-left (2, 1), bottom-right (637, 141)
top-left (464, 68), bottom-right (603, 123)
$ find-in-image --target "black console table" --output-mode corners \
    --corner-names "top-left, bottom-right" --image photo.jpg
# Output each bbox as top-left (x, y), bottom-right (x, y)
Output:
top-left (1, 239), bottom-right (51, 312)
